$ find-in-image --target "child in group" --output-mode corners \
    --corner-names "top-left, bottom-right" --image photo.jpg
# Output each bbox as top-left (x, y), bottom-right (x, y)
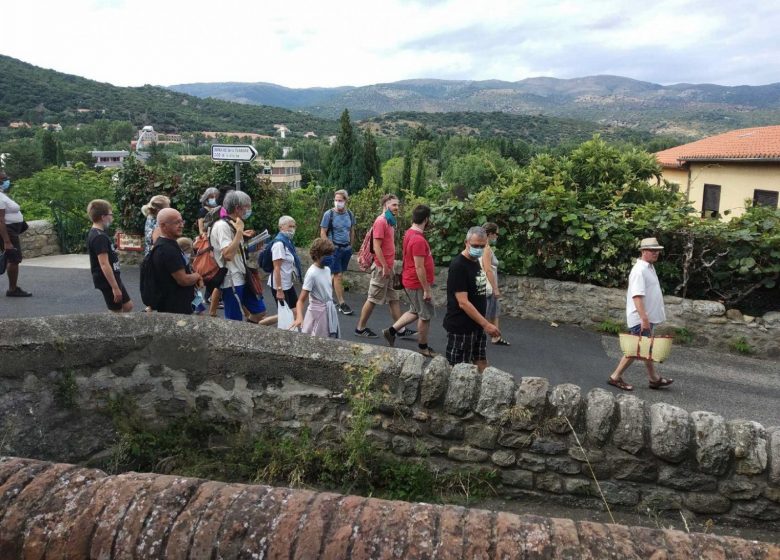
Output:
top-left (290, 238), bottom-right (340, 338)
top-left (177, 237), bottom-right (205, 314)
top-left (87, 199), bottom-right (133, 313)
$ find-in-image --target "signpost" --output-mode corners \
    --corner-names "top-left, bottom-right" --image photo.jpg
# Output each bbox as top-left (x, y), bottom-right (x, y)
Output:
top-left (210, 144), bottom-right (258, 191)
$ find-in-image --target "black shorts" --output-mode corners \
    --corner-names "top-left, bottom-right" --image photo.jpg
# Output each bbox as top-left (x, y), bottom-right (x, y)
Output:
top-left (0, 228), bottom-right (23, 263)
top-left (97, 280), bottom-right (131, 311)
top-left (446, 331), bottom-right (487, 365)
top-left (276, 286), bottom-right (298, 311)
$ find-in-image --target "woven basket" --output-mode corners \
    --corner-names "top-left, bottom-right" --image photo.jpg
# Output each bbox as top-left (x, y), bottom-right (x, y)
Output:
top-left (619, 334), bottom-right (673, 363)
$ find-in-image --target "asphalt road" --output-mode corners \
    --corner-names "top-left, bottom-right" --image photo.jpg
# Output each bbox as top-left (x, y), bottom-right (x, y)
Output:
top-left (2, 255), bottom-right (778, 427)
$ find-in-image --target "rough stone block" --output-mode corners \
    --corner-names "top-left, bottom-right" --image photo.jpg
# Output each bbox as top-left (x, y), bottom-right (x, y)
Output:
top-left (683, 493), bottom-right (732, 514)
top-left (563, 478), bottom-right (593, 496)
top-left (399, 353), bottom-right (424, 405)
top-left (640, 489), bottom-right (682, 512)
top-left (733, 499), bottom-right (780, 521)
top-left (612, 395), bottom-right (645, 455)
top-left (728, 420), bottom-right (768, 475)
top-left (548, 384), bottom-right (582, 433)
top-left (585, 388), bottom-right (615, 446)
top-left (770, 427), bottom-right (780, 486)
top-left (429, 416), bottom-right (464, 440)
top-left (599, 481), bottom-right (640, 506)
top-left (490, 450), bottom-right (516, 467)
top-left (443, 364), bottom-right (480, 417)
top-left (545, 457), bottom-right (581, 475)
top-left (517, 453), bottom-right (547, 472)
top-left (464, 424), bottom-right (499, 450)
top-left (529, 439), bottom-right (567, 455)
top-left (567, 448), bottom-right (605, 464)
top-left (719, 477), bottom-right (764, 500)
top-left (420, 356), bottom-right (450, 407)
top-left (649, 403), bottom-right (691, 463)
top-left (500, 469), bottom-right (534, 489)
top-left (691, 411), bottom-right (732, 475)
top-left (447, 446), bottom-right (489, 463)
top-left (657, 466), bottom-right (717, 492)
top-left (609, 453), bottom-right (658, 482)
top-left (392, 436), bottom-right (414, 456)
top-left (513, 377), bottom-right (549, 429)
top-left (497, 429), bottom-right (533, 449)
top-left (535, 472), bottom-right (563, 494)
top-left (475, 367), bottom-right (515, 421)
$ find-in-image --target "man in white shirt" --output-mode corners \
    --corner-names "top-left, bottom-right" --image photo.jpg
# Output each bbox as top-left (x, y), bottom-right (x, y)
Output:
top-left (0, 172), bottom-right (32, 297)
top-left (608, 237), bottom-right (674, 391)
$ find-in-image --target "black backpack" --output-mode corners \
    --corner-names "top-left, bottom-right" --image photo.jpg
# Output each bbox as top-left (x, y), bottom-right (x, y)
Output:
top-left (139, 245), bottom-right (161, 308)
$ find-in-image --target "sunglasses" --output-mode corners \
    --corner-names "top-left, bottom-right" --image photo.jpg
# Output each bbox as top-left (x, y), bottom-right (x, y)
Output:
top-left (470, 244), bottom-right (486, 249)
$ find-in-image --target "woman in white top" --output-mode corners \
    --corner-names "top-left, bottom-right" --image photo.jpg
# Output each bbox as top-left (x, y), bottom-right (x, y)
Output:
top-left (482, 222), bottom-right (510, 346)
top-left (0, 172), bottom-right (32, 297)
top-left (269, 215), bottom-right (303, 321)
top-left (291, 238), bottom-right (340, 338)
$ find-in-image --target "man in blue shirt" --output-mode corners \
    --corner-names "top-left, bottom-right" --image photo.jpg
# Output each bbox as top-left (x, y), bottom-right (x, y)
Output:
top-left (320, 189), bottom-right (355, 315)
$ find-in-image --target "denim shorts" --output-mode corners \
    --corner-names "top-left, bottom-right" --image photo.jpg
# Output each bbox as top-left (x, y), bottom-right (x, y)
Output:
top-left (628, 323), bottom-right (656, 337)
top-left (324, 245), bottom-right (352, 274)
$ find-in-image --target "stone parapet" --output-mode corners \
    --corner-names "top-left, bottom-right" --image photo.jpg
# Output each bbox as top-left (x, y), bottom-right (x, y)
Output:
top-left (19, 219), bottom-right (60, 258)
top-left (1, 456), bottom-right (779, 558)
top-left (1, 313), bottom-right (778, 533)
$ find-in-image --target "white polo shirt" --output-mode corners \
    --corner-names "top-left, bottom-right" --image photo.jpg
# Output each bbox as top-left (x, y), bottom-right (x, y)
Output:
top-left (626, 259), bottom-right (666, 328)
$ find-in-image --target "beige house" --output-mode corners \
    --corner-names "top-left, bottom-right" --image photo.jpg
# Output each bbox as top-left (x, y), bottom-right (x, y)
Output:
top-left (258, 159), bottom-right (302, 189)
top-left (655, 125), bottom-right (780, 219)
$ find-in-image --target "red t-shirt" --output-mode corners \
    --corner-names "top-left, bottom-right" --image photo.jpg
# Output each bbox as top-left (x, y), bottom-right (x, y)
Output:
top-left (401, 228), bottom-right (434, 289)
top-left (372, 214), bottom-right (396, 266)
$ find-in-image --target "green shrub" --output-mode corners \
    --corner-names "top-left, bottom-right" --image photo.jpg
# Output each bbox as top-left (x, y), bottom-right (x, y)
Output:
top-left (673, 328), bottom-right (693, 345)
top-left (730, 337), bottom-right (755, 355)
top-left (597, 320), bottom-right (624, 335)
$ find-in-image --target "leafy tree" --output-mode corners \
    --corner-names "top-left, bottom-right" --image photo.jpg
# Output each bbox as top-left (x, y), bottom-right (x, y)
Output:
top-left (327, 109), bottom-right (355, 190)
top-left (41, 130), bottom-right (58, 166)
top-left (363, 129), bottom-right (382, 186)
top-left (1, 138), bottom-right (43, 179)
top-left (401, 147), bottom-right (412, 191)
top-left (380, 157), bottom-right (405, 191)
top-left (443, 148), bottom-right (518, 198)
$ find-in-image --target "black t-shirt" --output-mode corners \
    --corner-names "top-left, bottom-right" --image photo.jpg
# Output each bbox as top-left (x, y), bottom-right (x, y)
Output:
top-left (197, 207), bottom-right (208, 219)
top-left (87, 227), bottom-right (120, 289)
top-left (443, 253), bottom-right (488, 334)
top-left (151, 237), bottom-right (193, 315)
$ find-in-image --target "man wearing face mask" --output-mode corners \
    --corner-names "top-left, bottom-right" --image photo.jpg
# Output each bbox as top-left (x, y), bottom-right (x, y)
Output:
top-left (0, 172), bottom-right (32, 297)
top-left (269, 215), bottom-right (303, 321)
top-left (320, 189), bottom-right (355, 315)
top-left (443, 226), bottom-right (501, 372)
top-left (87, 199), bottom-right (133, 312)
top-left (211, 191), bottom-right (267, 322)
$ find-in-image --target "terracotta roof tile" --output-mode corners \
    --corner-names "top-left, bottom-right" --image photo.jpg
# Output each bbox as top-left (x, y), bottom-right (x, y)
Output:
top-left (655, 125), bottom-right (780, 168)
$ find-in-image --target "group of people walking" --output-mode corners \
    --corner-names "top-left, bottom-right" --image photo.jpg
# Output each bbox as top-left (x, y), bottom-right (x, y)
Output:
top-left (78, 184), bottom-right (673, 386)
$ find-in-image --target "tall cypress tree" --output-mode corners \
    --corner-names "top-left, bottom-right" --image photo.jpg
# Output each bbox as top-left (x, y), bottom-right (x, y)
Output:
top-left (413, 154), bottom-right (426, 196)
top-left (363, 129), bottom-right (382, 187)
top-left (401, 147), bottom-right (412, 191)
top-left (327, 109), bottom-right (355, 190)
top-left (41, 130), bottom-right (58, 166)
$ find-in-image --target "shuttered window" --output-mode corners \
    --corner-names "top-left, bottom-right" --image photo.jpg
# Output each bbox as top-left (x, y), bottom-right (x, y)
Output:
top-left (753, 189), bottom-right (779, 208)
top-left (702, 184), bottom-right (721, 218)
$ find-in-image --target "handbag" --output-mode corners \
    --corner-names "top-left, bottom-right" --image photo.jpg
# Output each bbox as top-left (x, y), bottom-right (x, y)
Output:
top-left (246, 268), bottom-right (263, 299)
top-left (619, 333), bottom-right (673, 363)
top-left (8, 221), bottom-right (29, 235)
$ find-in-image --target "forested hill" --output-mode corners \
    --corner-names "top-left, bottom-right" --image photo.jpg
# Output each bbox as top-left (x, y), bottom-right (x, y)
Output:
top-left (171, 76), bottom-right (780, 137)
top-left (0, 55), bottom-right (338, 135)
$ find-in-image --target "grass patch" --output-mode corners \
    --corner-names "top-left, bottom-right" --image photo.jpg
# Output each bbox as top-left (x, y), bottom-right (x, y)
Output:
top-left (730, 337), bottom-right (755, 355)
top-left (54, 371), bottom-right (78, 409)
top-left (673, 328), bottom-right (693, 345)
top-left (597, 320), bottom-right (623, 335)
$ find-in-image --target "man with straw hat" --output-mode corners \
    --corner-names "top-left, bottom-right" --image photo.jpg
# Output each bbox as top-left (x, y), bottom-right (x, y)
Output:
top-left (607, 237), bottom-right (674, 391)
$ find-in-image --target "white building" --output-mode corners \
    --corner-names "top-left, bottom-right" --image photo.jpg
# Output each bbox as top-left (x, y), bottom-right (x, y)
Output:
top-left (91, 150), bottom-right (130, 168)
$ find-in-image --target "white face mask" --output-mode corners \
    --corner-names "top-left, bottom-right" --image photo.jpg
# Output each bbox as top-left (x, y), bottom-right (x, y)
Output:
top-left (335, 200), bottom-right (346, 210)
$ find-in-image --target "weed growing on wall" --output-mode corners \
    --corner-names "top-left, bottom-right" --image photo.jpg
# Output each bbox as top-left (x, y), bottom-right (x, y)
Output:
top-left (730, 337), bottom-right (755, 355)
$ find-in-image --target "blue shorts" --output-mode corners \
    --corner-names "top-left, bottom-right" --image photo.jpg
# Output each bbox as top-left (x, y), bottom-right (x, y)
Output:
top-left (628, 323), bottom-right (656, 337)
top-left (324, 245), bottom-right (352, 274)
top-left (222, 283), bottom-right (266, 321)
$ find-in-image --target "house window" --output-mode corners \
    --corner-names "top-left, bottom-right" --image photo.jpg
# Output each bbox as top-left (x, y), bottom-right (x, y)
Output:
top-left (702, 184), bottom-right (721, 218)
top-left (753, 189), bottom-right (779, 208)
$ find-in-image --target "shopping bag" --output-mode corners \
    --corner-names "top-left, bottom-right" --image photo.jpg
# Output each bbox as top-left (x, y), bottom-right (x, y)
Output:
top-left (619, 333), bottom-right (673, 363)
top-left (277, 301), bottom-right (294, 330)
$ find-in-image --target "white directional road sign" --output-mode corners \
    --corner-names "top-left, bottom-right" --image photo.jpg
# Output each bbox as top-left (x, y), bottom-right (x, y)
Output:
top-left (211, 144), bottom-right (258, 162)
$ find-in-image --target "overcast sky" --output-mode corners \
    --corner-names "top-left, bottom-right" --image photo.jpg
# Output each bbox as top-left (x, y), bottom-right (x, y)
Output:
top-left (4, 0), bottom-right (779, 88)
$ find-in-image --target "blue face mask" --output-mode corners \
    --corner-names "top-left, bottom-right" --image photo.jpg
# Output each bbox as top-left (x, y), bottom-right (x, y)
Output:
top-left (283, 228), bottom-right (296, 239)
top-left (207, 198), bottom-right (217, 207)
top-left (469, 246), bottom-right (484, 259)
top-left (243, 210), bottom-right (252, 220)
top-left (0, 180), bottom-right (10, 192)
top-left (384, 208), bottom-right (397, 227)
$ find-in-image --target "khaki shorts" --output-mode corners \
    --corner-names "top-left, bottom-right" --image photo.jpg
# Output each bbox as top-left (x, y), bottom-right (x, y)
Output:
top-left (405, 288), bottom-right (435, 321)
top-left (367, 265), bottom-right (399, 305)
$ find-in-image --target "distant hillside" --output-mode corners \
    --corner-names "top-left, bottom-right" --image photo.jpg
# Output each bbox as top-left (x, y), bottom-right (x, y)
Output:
top-left (0, 55), bottom-right (338, 136)
top-left (171, 76), bottom-right (780, 137)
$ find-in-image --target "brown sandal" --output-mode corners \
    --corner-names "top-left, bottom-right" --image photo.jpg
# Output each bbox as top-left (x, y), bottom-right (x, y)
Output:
top-left (607, 377), bottom-right (633, 391)
top-left (648, 377), bottom-right (674, 389)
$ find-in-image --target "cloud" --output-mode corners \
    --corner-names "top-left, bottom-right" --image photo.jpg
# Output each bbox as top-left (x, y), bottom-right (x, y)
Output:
top-left (2, 0), bottom-right (779, 87)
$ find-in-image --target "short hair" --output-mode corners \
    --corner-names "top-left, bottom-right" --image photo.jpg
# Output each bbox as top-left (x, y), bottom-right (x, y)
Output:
top-left (223, 190), bottom-right (252, 214)
top-left (199, 187), bottom-right (220, 205)
top-left (482, 222), bottom-right (498, 235)
top-left (310, 238), bottom-right (335, 262)
top-left (176, 237), bottom-right (193, 253)
top-left (334, 189), bottom-right (349, 200)
top-left (141, 195), bottom-right (170, 217)
top-left (87, 199), bottom-right (112, 222)
top-left (278, 215), bottom-right (295, 228)
top-left (412, 204), bottom-right (431, 225)
top-left (465, 226), bottom-right (487, 242)
top-left (380, 194), bottom-right (399, 208)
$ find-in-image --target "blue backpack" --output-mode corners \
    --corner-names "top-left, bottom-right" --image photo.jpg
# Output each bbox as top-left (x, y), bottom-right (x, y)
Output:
top-left (258, 234), bottom-right (303, 279)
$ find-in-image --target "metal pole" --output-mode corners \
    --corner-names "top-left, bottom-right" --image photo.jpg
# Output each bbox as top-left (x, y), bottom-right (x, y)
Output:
top-left (234, 162), bottom-right (242, 191)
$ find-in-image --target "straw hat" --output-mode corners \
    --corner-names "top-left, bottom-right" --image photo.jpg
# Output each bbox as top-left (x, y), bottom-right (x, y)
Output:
top-left (639, 237), bottom-right (664, 250)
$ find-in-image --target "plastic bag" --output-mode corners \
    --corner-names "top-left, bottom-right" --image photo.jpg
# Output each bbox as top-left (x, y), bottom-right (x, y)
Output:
top-left (277, 301), bottom-right (294, 330)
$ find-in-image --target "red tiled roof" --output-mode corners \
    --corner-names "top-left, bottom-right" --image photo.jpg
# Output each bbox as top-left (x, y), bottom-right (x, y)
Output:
top-left (655, 125), bottom-right (780, 168)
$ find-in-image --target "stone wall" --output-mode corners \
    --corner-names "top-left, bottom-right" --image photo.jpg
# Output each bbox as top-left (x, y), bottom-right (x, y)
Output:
top-left (324, 256), bottom-right (779, 358)
top-left (19, 219), bottom-right (60, 258)
top-left (1, 314), bottom-right (778, 532)
top-left (2, 457), bottom-right (778, 559)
